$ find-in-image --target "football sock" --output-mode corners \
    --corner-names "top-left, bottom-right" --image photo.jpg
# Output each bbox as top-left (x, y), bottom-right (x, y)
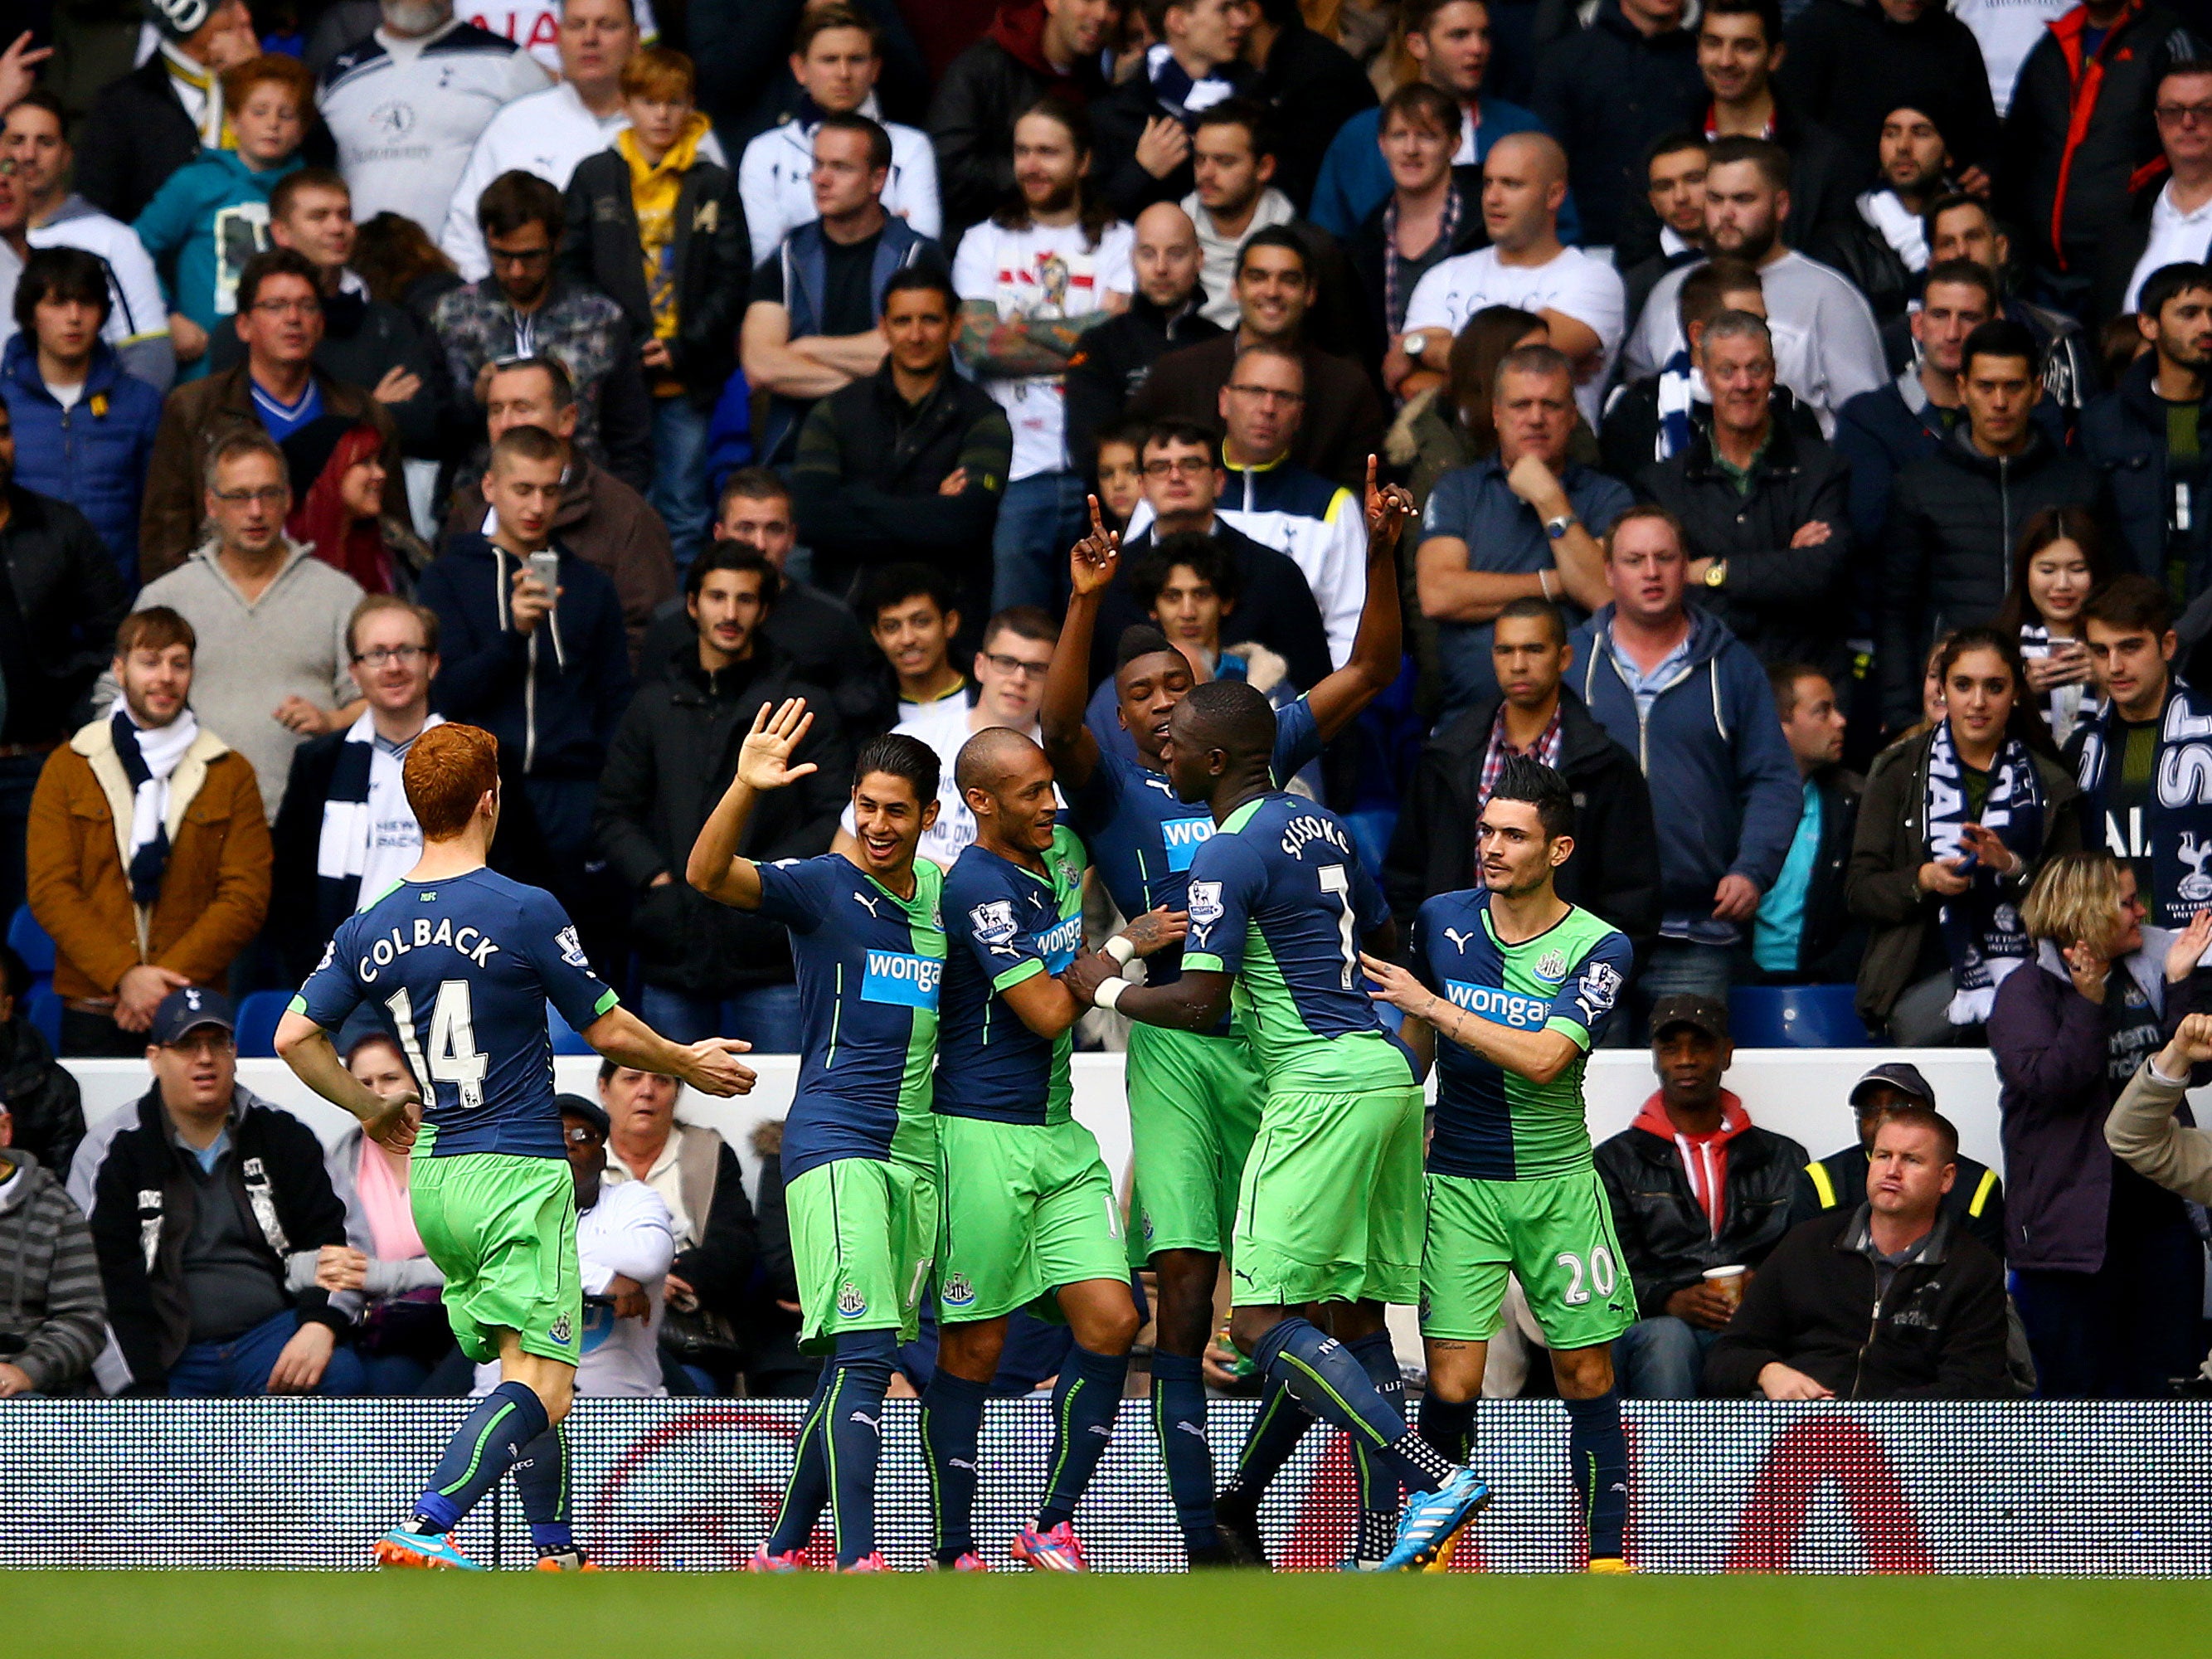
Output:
top-left (765, 1363), bottom-right (835, 1556)
top-left (1565, 1388), bottom-right (1628, 1560)
top-left (1150, 1351), bottom-right (1218, 1554)
top-left (1251, 1317), bottom-right (1451, 1495)
top-left (513, 1424), bottom-right (572, 1553)
top-left (1418, 1391), bottom-right (1478, 1466)
top-left (1345, 1331), bottom-right (1404, 1563)
top-left (411, 1380), bottom-right (549, 1535)
top-left (1217, 1373), bottom-right (1311, 1513)
top-left (920, 1367), bottom-right (989, 1564)
top-left (823, 1330), bottom-right (896, 1566)
top-left (1034, 1344), bottom-right (1130, 1532)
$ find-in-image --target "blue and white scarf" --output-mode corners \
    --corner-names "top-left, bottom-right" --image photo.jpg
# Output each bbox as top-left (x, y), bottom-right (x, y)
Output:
top-left (2075, 679), bottom-right (2212, 930)
top-left (1926, 718), bottom-right (2044, 1024)
top-left (1146, 43), bottom-right (1240, 124)
top-left (111, 708), bottom-right (198, 906)
top-left (1654, 348), bottom-right (1701, 462)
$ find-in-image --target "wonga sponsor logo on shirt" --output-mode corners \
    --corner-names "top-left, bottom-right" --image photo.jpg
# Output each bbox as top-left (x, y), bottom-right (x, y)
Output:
top-left (862, 950), bottom-right (941, 1009)
top-left (1443, 980), bottom-right (1550, 1029)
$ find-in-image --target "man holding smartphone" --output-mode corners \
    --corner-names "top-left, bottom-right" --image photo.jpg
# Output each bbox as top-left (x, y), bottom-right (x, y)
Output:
top-left (418, 423), bottom-right (636, 965)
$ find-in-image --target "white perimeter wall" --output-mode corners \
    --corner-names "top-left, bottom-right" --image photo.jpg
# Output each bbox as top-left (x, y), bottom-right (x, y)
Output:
top-left (68, 1048), bottom-right (2091, 1200)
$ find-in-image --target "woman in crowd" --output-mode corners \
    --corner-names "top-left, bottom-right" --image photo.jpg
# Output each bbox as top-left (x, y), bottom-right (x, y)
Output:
top-left (281, 417), bottom-right (429, 596)
top-left (1991, 852), bottom-right (2212, 1396)
top-left (1390, 304), bottom-right (1546, 503)
top-left (291, 1033), bottom-right (450, 1396)
top-left (1997, 508), bottom-right (2114, 750)
top-left (352, 213), bottom-right (463, 330)
top-left (1847, 627), bottom-right (2080, 1044)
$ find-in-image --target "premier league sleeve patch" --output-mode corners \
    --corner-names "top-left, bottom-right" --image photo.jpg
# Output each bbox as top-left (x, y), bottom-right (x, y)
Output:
top-left (1187, 880), bottom-right (1224, 945)
top-left (970, 899), bottom-right (1020, 952)
top-left (1573, 959), bottom-right (1623, 1026)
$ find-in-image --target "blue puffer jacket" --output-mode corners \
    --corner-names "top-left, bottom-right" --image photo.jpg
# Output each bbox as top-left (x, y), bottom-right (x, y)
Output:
top-left (1568, 605), bottom-right (1802, 942)
top-left (0, 336), bottom-right (163, 585)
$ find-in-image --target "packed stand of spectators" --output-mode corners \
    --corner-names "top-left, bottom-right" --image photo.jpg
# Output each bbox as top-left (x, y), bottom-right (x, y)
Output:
top-left (7, 0), bottom-right (2212, 1403)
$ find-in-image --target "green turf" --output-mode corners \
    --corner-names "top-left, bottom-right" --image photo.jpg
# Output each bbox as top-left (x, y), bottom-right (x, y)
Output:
top-left (7, 1571), bottom-right (2212, 1659)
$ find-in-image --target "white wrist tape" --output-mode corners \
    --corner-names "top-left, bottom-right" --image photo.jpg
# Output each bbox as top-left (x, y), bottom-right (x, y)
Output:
top-left (1094, 976), bottom-right (1129, 1012)
top-left (1104, 935), bottom-right (1137, 966)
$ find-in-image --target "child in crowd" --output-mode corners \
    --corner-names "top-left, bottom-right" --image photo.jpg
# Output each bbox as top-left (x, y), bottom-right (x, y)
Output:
top-left (1091, 417), bottom-right (1148, 534)
top-left (133, 53), bottom-right (313, 377)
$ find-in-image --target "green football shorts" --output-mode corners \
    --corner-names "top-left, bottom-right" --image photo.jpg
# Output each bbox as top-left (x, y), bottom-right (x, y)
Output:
top-left (936, 1113), bottom-right (1127, 1324)
top-left (1125, 1020), bottom-right (1265, 1259)
top-left (785, 1155), bottom-right (938, 1355)
top-left (409, 1146), bottom-right (581, 1367)
top-left (1420, 1169), bottom-right (1635, 1349)
top-left (1229, 1083), bottom-right (1425, 1309)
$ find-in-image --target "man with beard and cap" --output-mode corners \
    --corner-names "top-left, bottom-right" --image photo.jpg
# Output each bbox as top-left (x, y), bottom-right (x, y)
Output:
top-left (1811, 99), bottom-right (1962, 324)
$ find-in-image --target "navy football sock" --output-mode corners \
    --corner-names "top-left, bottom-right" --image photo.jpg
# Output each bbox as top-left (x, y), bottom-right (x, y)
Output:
top-left (1150, 1351), bottom-right (1218, 1553)
top-left (1418, 1391), bottom-right (1478, 1466)
top-left (1565, 1389), bottom-right (1628, 1560)
top-left (412, 1380), bottom-right (549, 1534)
top-left (513, 1425), bottom-right (572, 1552)
top-left (823, 1331), bottom-right (896, 1566)
top-left (1218, 1373), bottom-right (1312, 1512)
top-left (1345, 1331), bottom-right (1405, 1562)
top-left (1034, 1343), bottom-right (1130, 1531)
top-left (765, 1365), bottom-right (834, 1557)
top-left (920, 1368), bottom-right (989, 1564)
top-left (1251, 1317), bottom-right (1451, 1494)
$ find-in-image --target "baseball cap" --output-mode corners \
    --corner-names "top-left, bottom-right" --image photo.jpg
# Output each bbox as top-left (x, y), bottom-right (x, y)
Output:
top-left (150, 986), bottom-right (236, 1047)
top-left (556, 1094), bottom-right (611, 1140)
top-left (1648, 993), bottom-right (1728, 1044)
top-left (1849, 1061), bottom-right (1937, 1111)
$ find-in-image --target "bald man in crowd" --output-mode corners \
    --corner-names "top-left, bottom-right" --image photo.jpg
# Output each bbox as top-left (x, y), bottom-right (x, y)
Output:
top-left (1063, 202), bottom-right (1227, 476)
top-left (1390, 131), bottom-right (1627, 425)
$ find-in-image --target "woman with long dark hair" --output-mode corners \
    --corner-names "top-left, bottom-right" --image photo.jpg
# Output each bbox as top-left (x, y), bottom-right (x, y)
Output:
top-left (1995, 507), bottom-right (2116, 748)
top-left (1846, 626), bottom-right (2083, 1044)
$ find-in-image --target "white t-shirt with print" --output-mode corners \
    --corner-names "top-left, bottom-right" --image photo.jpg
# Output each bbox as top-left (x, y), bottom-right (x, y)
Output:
top-left (951, 217), bottom-right (1135, 480)
top-left (1403, 244), bottom-right (1626, 424)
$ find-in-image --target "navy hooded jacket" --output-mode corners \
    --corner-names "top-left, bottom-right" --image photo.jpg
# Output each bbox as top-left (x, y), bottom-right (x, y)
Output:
top-left (1568, 604), bottom-right (1802, 941)
top-left (417, 534), bottom-right (634, 782)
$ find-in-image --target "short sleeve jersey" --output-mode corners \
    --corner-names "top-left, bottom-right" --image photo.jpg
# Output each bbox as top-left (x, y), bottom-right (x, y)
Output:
top-left (1411, 891), bottom-right (1631, 1181)
top-left (1070, 696), bottom-right (1322, 996)
top-left (294, 868), bottom-right (619, 1160)
top-left (936, 826), bottom-right (1088, 1125)
top-left (752, 854), bottom-right (947, 1182)
top-left (1180, 794), bottom-right (1414, 1092)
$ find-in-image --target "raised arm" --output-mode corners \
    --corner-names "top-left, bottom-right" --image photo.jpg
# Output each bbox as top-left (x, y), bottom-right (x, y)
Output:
top-left (1041, 496), bottom-right (1116, 787)
top-left (1306, 459), bottom-right (1413, 741)
top-left (687, 698), bottom-right (820, 909)
top-left (581, 1003), bottom-right (756, 1097)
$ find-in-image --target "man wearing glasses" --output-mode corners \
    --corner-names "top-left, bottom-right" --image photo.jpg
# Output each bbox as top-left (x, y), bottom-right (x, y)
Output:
top-left (122, 427), bottom-right (371, 824)
top-left (834, 606), bottom-right (1062, 870)
top-left (138, 247), bottom-right (406, 581)
top-left (2113, 66), bottom-right (2212, 317)
top-left (1125, 343), bottom-right (1365, 667)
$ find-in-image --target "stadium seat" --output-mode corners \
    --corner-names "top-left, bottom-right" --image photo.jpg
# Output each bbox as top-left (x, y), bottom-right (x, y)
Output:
top-left (547, 1003), bottom-right (593, 1056)
top-left (233, 990), bottom-right (294, 1058)
top-left (8, 903), bottom-right (54, 977)
top-left (25, 983), bottom-right (59, 1053)
top-left (1728, 984), bottom-right (1869, 1048)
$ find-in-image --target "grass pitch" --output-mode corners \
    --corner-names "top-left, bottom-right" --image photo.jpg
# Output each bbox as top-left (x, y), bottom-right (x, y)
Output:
top-left (8, 1570), bottom-right (2212, 1659)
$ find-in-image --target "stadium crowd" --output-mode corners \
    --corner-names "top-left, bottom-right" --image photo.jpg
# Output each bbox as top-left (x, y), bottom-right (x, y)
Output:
top-left (7, 0), bottom-right (2212, 1415)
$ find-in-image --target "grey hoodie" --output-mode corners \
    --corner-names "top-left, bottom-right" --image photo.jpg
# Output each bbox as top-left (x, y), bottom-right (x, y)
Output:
top-left (0, 1148), bottom-right (107, 1392)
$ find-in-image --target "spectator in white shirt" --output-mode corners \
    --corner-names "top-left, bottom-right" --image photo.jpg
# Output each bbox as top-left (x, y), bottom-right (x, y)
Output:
top-left (738, 5), bottom-right (941, 268)
top-left (1625, 136), bottom-right (1886, 435)
top-left (2122, 64), bottom-right (2212, 317)
top-left (952, 95), bottom-right (1133, 613)
top-left (1395, 131), bottom-right (1625, 424)
top-left (439, 0), bottom-right (723, 281)
top-left (318, 0), bottom-right (549, 240)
